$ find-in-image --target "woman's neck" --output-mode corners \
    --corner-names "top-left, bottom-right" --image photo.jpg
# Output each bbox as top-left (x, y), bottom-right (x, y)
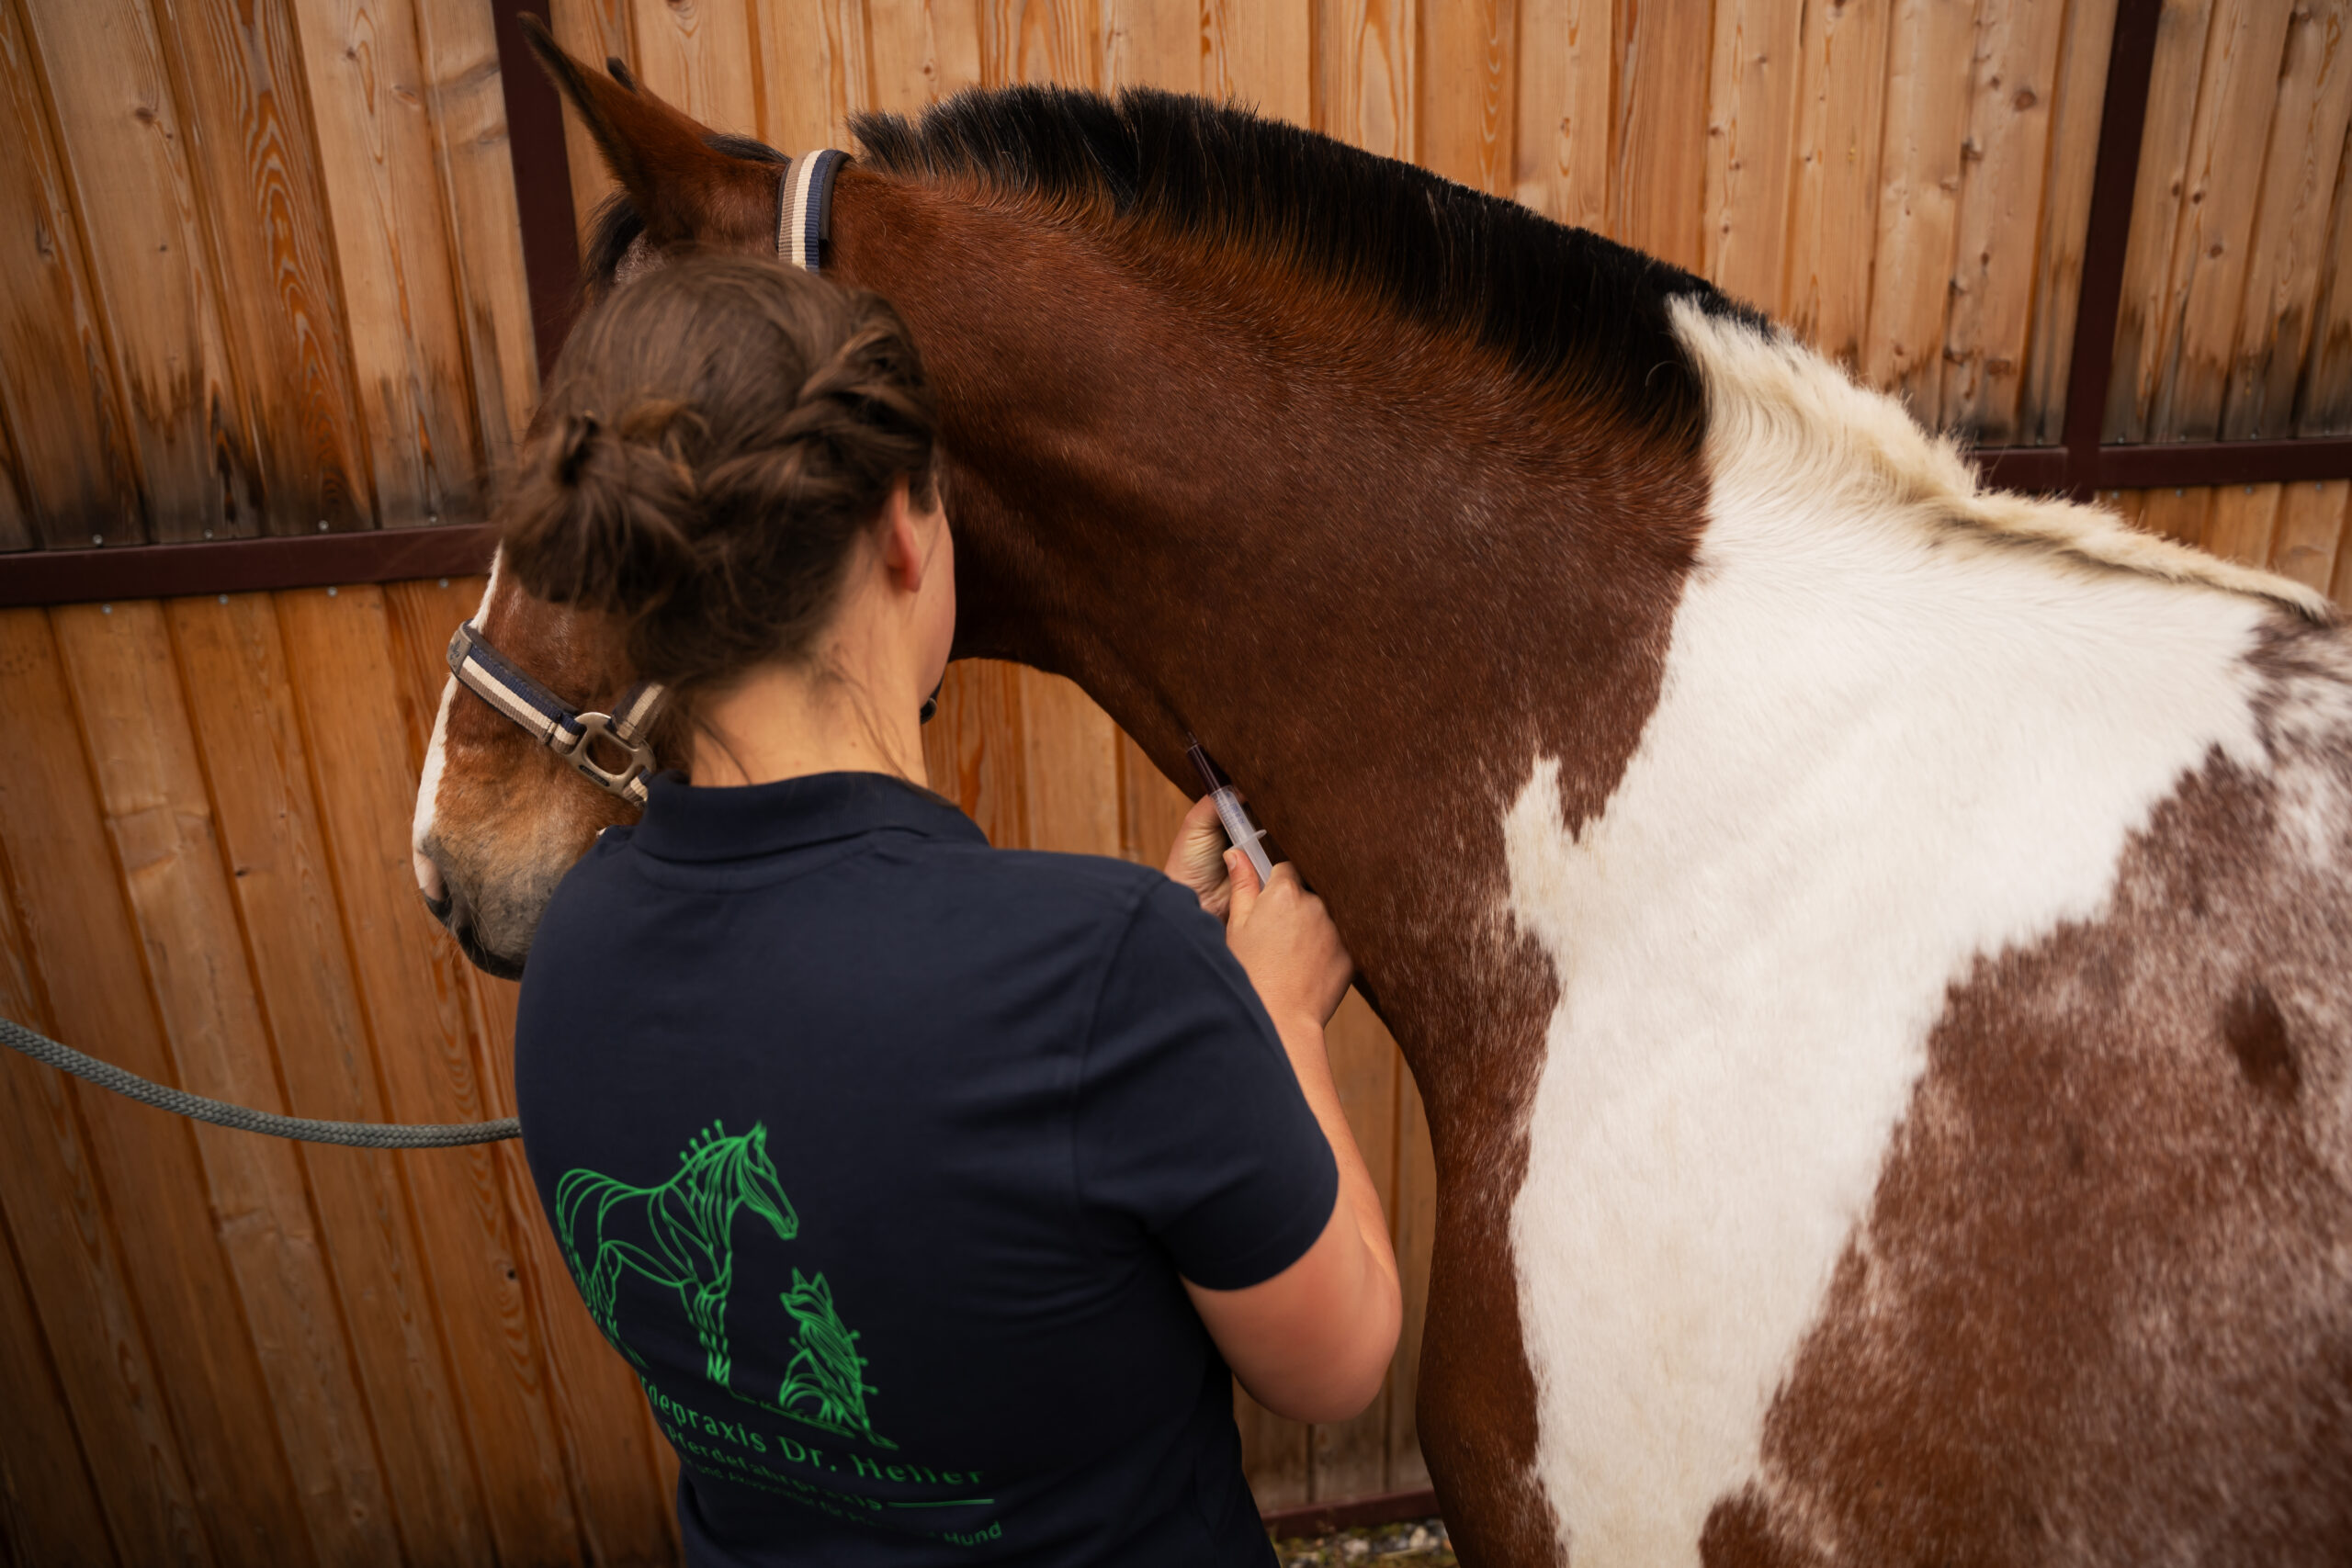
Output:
top-left (685, 659), bottom-right (928, 789)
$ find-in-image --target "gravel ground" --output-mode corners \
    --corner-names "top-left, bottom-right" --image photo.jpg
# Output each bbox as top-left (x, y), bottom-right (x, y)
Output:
top-left (1269, 1517), bottom-right (1454, 1566)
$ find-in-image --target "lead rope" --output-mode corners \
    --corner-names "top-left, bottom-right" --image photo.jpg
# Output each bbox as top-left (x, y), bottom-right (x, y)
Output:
top-left (4, 152), bottom-right (859, 1147)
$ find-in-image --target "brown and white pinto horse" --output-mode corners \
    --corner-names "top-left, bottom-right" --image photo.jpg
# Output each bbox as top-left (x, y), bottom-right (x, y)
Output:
top-left (410, 32), bottom-right (2352, 1567)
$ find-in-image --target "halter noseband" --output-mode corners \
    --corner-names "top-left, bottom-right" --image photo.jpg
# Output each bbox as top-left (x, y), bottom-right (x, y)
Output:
top-left (446, 150), bottom-right (852, 806)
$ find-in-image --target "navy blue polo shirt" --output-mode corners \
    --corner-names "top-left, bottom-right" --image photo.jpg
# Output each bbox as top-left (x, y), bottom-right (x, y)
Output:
top-left (514, 771), bottom-right (1338, 1566)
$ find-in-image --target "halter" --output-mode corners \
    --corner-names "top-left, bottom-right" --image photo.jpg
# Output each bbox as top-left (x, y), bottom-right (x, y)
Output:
top-left (446, 149), bottom-right (854, 806)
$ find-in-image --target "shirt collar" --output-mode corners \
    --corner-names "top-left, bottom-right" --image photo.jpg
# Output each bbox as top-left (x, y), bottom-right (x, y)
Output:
top-left (628, 770), bottom-right (985, 863)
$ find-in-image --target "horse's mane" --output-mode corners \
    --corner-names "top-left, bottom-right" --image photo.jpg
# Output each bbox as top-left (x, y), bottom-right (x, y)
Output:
top-left (850, 86), bottom-right (1763, 455)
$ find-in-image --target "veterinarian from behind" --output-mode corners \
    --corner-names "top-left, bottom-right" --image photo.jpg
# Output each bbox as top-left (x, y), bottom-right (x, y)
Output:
top-left (503, 253), bottom-right (1400, 1565)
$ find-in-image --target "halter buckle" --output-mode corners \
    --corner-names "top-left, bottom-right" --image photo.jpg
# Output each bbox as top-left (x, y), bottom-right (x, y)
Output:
top-left (554, 710), bottom-right (657, 798)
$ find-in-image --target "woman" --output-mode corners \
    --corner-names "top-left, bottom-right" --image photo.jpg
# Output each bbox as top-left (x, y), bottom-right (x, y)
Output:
top-left (507, 254), bottom-right (1401, 1565)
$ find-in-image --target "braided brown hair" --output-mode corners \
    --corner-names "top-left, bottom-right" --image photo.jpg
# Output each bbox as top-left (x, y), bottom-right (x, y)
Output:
top-left (502, 254), bottom-right (938, 698)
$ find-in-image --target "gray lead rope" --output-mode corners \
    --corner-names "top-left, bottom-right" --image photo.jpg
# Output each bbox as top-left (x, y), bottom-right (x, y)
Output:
top-left (1, 1017), bottom-right (517, 1146)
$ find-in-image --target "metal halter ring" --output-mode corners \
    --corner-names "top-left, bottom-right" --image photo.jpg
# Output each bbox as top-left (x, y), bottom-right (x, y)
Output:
top-left (553, 709), bottom-right (658, 798)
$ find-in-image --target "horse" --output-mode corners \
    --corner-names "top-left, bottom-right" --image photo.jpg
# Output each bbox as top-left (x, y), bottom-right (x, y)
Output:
top-left (555, 1119), bottom-right (798, 1393)
top-left (407, 29), bottom-right (2352, 1566)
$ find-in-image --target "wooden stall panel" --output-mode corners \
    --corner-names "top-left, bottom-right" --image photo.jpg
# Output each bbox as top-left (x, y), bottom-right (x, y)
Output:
top-left (1513, 0), bottom-right (1614, 235)
top-left (1777, 0), bottom-right (1889, 372)
top-left (0, 0), bottom-right (141, 550)
top-left (1864, 0), bottom-right (1976, 419)
top-left (2017, 0), bottom-right (2120, 445)
top-left (1704, 0), bottom-right (1809, 316)
top-left (16, 0), bottom-right (251, 545)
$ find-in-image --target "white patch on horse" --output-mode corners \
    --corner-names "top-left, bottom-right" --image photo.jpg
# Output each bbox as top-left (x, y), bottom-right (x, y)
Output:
top-left (1500, 307), bottom-right (2290, 1567)
top-left (412, 548), bottom-right (503, 901)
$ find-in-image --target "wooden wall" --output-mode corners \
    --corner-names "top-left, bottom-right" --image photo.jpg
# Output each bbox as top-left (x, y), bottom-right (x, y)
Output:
top-left (6, 0), bottom-right (2352, 1561)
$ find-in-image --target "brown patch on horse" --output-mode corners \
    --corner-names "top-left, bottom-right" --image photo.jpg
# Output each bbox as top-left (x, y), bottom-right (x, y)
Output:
top-left (1705, 626), bottom-right (2352, 1567)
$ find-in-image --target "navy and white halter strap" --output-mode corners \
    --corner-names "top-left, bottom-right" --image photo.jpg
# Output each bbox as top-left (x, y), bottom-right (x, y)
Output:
top-left (779, 149), bottom-right (848, 273)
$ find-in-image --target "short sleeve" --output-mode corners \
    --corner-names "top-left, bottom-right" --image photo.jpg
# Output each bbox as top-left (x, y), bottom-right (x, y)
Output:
top-left (1073, 878), bottom-right (1340, 1291)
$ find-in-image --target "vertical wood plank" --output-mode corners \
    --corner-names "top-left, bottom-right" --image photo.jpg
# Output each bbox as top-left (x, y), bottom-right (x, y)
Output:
top-left (2220, 0), bottom-right (2352, 438)
top-left (2133, 483), bottom-right (2214, 545)
top-left (2199, 481), bottom-right (2281, 567)
top-left (0, 1200), bottom-right (120, 1568)
top-left (0, 412), bottom-right (28, 554)
top-left (863, 0), bottom-right (987, 121)
top-left (150, 0), bottom-right (374, 536)
top-left (1017, 670), bottom-right (1125, 856)
top-left (923, 660), bottom-right (1035, 848)
top-left (548, 0), bottom-right (636, 240)
top-left (1421, 0), bottom-right (1516, 196)
top-left (1611, 0), bottom-right (1712, 271)
top-left (1103, 0), bottom-right (1198, 92)
top-left (0, 0), bottom-right (147, 547)
top-left (1385, 1057), bottom-right (1437, 1491)
top-left (1863, 0), bottom-right (1976, 415)
top-left (2272, 479), bottom-right (2351, 596)
top-left (1204, 0), bottom-right (1312, 124)
top-left (2105, 0), bottom-right (2220, 441)
top-left (168, 591), bottom-right (500, 1563)
top-left (414, 0), bottom-right (546, 458)
top-left (0, 608), bottom-right (305, 1564)
top-left (1780, 0), bottom-right (1890, 366)
top-left (2141, 0), bottom-right (2298, 440)
top-left (0, 777), bottom-right (192, 1568)
top-left (381, 576), bottom-right (680, 1568)
top-left (2295, 103), bottom-right (2352, 435)
top-left (756, 0), bottom-right (873, 154)
top-left (1309, 989), bottom-right (1401, 1498)
top-left (1512, 0), bottom-right (1612, 231)
top-left (1703, 0), bottom-right (1807, 311)
top-left (1321, 0), bottom-right (1416, 161)
top-left (982, 0), bottom-right (1102, 88)
top-left (1937, 0), bottom-right (2074, 441)
top-left (290, 0), bottom-right (486, 525)
top-left (276, 585), bottom-right (588, 1566)
top-left (54, 601), bottom-right (400, 1568)
top-left (2017, 0), bottom-right (2119, 444)
top-left (17, 0), bottom-right (250, 543)
top-left (631, 0), bottom-right (760, 133)
top-left (1114, 729), bottom-right (1191, 869)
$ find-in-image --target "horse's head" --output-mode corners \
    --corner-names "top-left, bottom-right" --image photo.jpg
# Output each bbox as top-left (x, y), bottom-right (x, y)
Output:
top-left (737, 1123), bottom-right (799, 1242)
top-left (412, 25), bottom-right (822, 975)
top-left (411, 557), bottom-right (679, 976)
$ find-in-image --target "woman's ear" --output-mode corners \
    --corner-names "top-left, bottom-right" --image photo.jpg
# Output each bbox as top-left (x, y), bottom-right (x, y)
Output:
top-left (879, 479), bottom-right (929, 593)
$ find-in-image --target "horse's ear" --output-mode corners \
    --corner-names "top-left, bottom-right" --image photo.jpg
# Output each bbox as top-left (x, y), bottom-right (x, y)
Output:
top-left (517, 14), bottom-right (775, 251)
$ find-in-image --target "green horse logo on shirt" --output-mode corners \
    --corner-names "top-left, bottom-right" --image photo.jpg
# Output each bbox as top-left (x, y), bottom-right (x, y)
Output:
top-left (556, 1121), bottom-right (892, 1448)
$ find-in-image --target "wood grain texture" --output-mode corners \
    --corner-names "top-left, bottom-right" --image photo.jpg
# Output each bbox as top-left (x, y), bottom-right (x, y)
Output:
top-left (984, 0), bottom-right (1103, 87)
top-left (2297, 88), bottom-right (2352, 436)
top-left (168, 590), bottom-right (498, 1563)
top-left (1781, 0), bottom-right (1890, 367)
top-left (291, 0), bottom-right (485, 526)
top-left (2220, 0), bottom-right (2352, 439)
top-left (1704, 0), bottom-right (1807, 313)
top-left (631, 0), bottom-right (760, 137)
top-left (414, 0), bottom-right (545, 461)
top-left (1420, 0), bottom-right (1516, 195)
top-left (1937, 0), bottom-right (2072, 441)
top-left (54, 600), bottom-right (400, 1568)
top-left (2016, 0), bottom-right (2118, 443)
top-left (923, 659), bottom-right (1035, 849)
top-left (1512, 0), bottom-right (1612, 231)
top-left (757, 0), bottom-right (874, 154)
top-left (1321, 0), bottom-right (1415, 159)
top-left (2199, 479), bottom-right (2281, 567)
top-left (1865, 0), bottom-right (1976, 419)
top-left (150, 0), bottom-right (374, 537)
top-left (863, 0), bottom-right (988, 121)
top-left (2273, 479), bottom-right (2351, 595)
top-left (1385, 1057), bottom-right (1437, 1492)
top-left (276, 585), bottom-right (586, 1564)
top-left (1311, 987), bottom-right (1402, 1497)
top-left (2106, 0), bottom-right (2222, 442)
top-left (1017, 667), bottom-right (1125, 854)
top-left (1612, 0), bottom-right (1712, 273)
top-left (0, 1194), bottom-right (119, 1568)
top-left (0, 0), bottom-right (145, 548)
top-left (1104, 0), bottom-right (1199, 92)
top-left (382, 575), bottom-right (680, 1568)
top-left (0, 607), bottom-right (307, 1563)
top-left (0, 761), bottom-right (190, 1568)
top-left (1205, 0), bottom-right (1311, 123)
top-left (17, 0), bottom-right (248, 544)
top-left (2140, 0), bottom-right (2297, 440)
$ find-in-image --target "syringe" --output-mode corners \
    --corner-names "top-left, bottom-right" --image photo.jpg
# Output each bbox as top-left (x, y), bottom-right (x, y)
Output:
top-left (1185, 736), bottom-right (1276, 886)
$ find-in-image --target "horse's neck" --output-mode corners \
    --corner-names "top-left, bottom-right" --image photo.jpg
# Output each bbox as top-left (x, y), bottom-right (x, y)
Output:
top-left (831, 175), bottom-right (1707, 1118)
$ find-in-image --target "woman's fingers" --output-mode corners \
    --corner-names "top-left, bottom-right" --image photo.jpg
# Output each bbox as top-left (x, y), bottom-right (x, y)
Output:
top-left (1166, 794), bottom-right (1238, 918)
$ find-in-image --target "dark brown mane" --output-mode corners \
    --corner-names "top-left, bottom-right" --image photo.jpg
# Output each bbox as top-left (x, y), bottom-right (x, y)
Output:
top-left (851, 86), bottom-right (1763, 453)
